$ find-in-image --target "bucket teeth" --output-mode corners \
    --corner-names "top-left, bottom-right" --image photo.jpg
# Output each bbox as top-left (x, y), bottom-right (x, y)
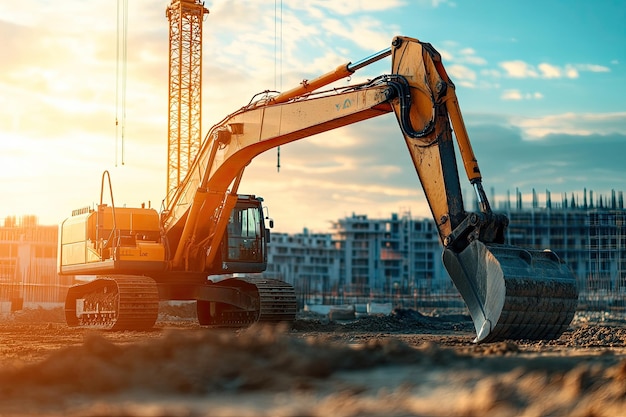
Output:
top-left (443, 241), bottom-right (578, 343)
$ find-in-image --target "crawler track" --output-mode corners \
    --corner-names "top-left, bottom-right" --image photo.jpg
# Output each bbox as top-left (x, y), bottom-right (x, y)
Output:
top-left (197, 277), bottom-right (297, 327)
top-left (64, 275), bottom-right (159, 330)
top-left (247, 277), bottom-right (298, 323)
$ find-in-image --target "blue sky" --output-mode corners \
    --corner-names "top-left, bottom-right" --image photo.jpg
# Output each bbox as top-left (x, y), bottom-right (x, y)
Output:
top-left (1, 0), bottom-right (625, 233)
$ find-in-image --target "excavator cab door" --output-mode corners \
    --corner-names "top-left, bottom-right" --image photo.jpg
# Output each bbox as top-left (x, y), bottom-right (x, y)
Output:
top-left (221, 196), bottom-right (268, 273)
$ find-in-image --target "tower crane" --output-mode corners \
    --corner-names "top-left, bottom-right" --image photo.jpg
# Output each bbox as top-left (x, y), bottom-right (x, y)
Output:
top-left (165, 0), bottom-right (209, 205)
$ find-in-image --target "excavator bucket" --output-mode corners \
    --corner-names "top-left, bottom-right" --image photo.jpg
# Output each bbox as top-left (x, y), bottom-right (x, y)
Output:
top-left (443, 241), bottom-right (578, 343)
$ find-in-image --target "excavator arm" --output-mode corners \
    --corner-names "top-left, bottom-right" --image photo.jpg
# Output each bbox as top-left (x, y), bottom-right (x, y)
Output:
top-left (391, 38), bottom-right (577, 342)
top-left (161, 36), bottom-right (578, 342)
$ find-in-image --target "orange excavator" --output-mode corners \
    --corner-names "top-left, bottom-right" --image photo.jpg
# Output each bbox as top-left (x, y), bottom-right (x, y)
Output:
top-left (57, 36), bottom-right (578, 342)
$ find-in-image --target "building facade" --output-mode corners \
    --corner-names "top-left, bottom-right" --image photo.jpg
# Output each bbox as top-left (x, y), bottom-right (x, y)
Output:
top-left (265, 213), bottom-right (450, 305)
top-left (329, 213), bottom-right (449, 296)
top-left (0, 216), bottom-right (72, 310)
top-left (264, 229), bottom-right (341, 305)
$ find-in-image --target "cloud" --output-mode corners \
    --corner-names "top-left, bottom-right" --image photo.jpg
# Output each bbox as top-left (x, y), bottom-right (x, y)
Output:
top-left (501, 89), bottom-right (543, 101)
top-left (538, 63), bottom-right (562, 78)
top-left (447, 64), bottom-right (477, 84)
top-left (460, 119), bottom-right (626, 207)
top-left (574, 64), bottom-right (610, 73)
top-left (435, 44), bottom-right (487, 88)
top-left (320, 16), bottom-right (397, 51)
top-left (480, 68), bottom-right (502, 78)
top-left (458, 48), bottom-right (487, 65)
top-left (202, 1), bottom-right (402, 95)
top-left (437, 42), bottom-right (487, 67)
top-left (499, 60), bottom-right (539, 78)
top-left (510, 112), bottom-right (626, 139)
top-left (288, 0), bottom-right (407, 15)
top-left (429, 0), bottom-right (457, 7)
top-left (238, 122), bottom-right (425, 232)
top-left (500, 60), bottom-right (610, 79)
top-left (564, 65), bottom-right (579, 79)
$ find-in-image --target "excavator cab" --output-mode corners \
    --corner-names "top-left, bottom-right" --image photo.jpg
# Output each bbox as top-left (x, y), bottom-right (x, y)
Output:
top-left (221, 195), bottom-right (269, 273)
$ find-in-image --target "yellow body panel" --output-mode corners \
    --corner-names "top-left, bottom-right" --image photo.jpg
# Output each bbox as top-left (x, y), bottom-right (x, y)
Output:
top-left (58, 206), bottom-right (164, 272)
top-left (97, 207), bottom-right (160, 233)
top-left (60, 212), bottom-right (95, 244)
top-left (60, 241), bottom-right (101, 266)
top-left (115, 242), bottom-right (165, 262)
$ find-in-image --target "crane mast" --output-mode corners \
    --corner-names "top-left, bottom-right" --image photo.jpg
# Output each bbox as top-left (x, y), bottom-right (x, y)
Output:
top-left (165, 0), bottom-right (209, 205)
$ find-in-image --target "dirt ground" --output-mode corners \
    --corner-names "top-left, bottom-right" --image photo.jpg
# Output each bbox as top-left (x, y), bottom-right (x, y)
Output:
top-left (0, 305), bottom-right (625, 417)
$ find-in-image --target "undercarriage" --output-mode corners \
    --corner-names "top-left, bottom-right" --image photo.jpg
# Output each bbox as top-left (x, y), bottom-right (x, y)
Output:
top-left (64, 275), bottom-right (297, 330)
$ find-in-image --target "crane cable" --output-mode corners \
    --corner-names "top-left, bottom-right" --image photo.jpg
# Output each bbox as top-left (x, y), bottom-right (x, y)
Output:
top-left (274, 0), bottom-right (282, 172)
top-left (115, 0), bottom-right (128, 167)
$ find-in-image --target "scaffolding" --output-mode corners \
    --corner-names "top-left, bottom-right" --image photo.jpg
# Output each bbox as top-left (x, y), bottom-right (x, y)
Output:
top-left (585, 210), bottom-right (626, 309)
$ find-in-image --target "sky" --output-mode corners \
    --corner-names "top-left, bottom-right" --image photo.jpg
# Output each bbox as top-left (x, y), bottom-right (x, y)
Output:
top-left (1, 0), bottom-right (625, 234)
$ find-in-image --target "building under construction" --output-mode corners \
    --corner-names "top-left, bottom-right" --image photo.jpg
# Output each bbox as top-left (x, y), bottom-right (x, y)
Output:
top-left (0, 216), bottom-right (73, 312)
top-left (501, 188), bottom-right (626, 310)
top-left (266, 189), bottom-right (626, 311)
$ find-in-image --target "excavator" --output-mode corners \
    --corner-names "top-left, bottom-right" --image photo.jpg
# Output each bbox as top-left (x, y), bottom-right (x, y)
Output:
top-left (57, 36), bottom-right (578, 343)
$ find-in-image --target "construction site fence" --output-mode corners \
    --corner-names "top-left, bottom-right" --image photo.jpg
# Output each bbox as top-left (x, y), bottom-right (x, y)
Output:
top-left (1, 285), bottom-right (624, 319)
top-left (296, 291), bottom-right (626, 315)
top-left (298, 292), bottom-right (469, 314)
top-left (0, 283), bottom-right (70, 308)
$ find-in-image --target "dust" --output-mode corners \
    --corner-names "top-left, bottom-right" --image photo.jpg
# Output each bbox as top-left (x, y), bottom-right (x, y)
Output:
top-left (0, 325), bottom-right (446, 396)
top-left (0, 307), bottom-right (624, 416)
top-left (8, 306), bottom-right (65, 323)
